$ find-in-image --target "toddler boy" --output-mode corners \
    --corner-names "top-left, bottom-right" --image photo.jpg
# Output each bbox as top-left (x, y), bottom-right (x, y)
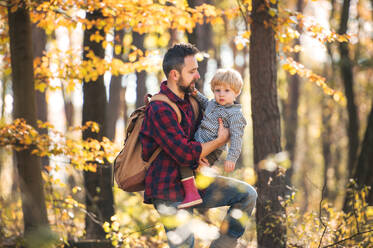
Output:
top-left (178, 68), bottom-right (247, 209)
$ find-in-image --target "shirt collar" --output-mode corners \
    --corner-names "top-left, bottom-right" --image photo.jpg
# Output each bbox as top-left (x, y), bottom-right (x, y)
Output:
top-left (160, 81), bottom-right (189, 104)
top-left (213, 100), bottom-right (239, 108)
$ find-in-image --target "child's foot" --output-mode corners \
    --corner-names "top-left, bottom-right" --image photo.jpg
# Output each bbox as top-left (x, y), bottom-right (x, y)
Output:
top-left (178, 176), bottom-right (203, 209)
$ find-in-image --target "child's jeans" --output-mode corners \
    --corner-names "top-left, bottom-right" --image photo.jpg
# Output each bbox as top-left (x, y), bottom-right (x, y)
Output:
top-left (153, 176), bottom-right (257, 248)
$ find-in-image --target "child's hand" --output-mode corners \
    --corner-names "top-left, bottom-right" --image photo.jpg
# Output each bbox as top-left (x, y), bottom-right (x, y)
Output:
top-left (191, 88), bottom-right (198, 96)
top-left (224, 160), bottom-right (235, 173)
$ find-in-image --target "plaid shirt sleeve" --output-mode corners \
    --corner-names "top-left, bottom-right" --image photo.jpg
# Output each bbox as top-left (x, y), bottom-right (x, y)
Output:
top-left (143, 102), bottom-right (201, 168)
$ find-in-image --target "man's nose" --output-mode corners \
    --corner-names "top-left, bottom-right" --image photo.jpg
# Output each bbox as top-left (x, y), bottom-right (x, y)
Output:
top-left (195, 71), bottom-right (200, 79)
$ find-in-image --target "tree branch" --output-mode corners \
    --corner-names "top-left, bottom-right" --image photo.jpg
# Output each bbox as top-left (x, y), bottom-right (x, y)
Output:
top-left (236, 0), bottom-right (249, 29)
top-left (318, 176), bottom-right (328, 248)
top-left (322, 229), bottom-right (373, 248)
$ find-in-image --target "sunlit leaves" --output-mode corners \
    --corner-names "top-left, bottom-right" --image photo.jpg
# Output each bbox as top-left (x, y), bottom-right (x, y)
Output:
top-left (195, 166), bottom-right (217, 190)
top-left (286, 186), bottom-right (372, 247)
top-left (282, 57), bottom-right (346, 104)
top-left (0, 119), bottom-right (120, 171)
top-left (257, 151), bottom-right (290, 172)
top-left (33, 44), bottom-right (161, 92)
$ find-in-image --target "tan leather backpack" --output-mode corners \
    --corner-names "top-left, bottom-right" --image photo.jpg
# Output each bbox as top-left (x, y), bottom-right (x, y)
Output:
top-left (113, 94), bottom-right (199, 192)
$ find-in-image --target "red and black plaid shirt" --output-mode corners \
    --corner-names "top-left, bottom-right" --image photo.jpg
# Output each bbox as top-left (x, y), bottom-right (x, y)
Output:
top-left (140, 82), bottom-right (202, 204)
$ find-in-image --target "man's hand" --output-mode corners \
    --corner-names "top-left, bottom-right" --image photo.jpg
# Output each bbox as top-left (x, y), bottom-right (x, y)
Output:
top-left (224, 160), bottom-right (236, 173)
top-left (200, 118), bottom-right (230, 158)
top-left (196, 157), bottom-right (210, 172)
top-left (217, 118), bottom-right (229, 146)
top-left (191, 88), bottom-right (198, 96)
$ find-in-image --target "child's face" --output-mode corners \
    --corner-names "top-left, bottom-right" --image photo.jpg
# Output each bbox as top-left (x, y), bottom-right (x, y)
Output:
top-left (213, 84), bottom-right (239, 106)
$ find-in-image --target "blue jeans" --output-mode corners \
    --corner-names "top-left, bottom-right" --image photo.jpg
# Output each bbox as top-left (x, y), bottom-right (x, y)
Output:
top-left (153, 176), bottom-right (257, 248)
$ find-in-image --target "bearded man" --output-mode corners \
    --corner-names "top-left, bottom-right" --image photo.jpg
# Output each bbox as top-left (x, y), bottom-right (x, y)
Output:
top-left (139, 43), bottom-right (257, 248)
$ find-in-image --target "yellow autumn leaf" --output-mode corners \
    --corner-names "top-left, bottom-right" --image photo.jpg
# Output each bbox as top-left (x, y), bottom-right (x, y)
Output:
top-left (35, 82), bottom-right (47, 93)
top-left (102, 40), bottom-right (108, 49)
top-left (103, 222), bottom-right (111, 232)
top-left (195, 53), bottom-right (204, 62)
top-left (323, 87), bottom-right (335, 96)
top-left (111, 221), bottom-right (120, 232)
top-left (114, 45), bottom-right (122, 55)
top-left (268, 8), bottom-right (277, 17)
top-left (128, 52), bottom-right (137, 62)
top-left (236, 42), bottom-right (245, 51)
top-left (367, 206), bottom-right (373, 219)
top-left (337, 35), bottom-right (349, 42)
top-left (72, 186), bottom-right (80, 194)
top-left (242, 31), bottom-right (251, 39)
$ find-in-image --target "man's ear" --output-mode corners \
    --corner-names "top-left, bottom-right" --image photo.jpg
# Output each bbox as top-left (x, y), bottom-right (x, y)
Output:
top-left (170, 69), bottom-right (180, 81)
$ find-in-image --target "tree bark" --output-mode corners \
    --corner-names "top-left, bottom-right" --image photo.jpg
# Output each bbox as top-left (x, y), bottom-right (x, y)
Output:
top-left (250, 1), bottom-right (286, 247)
top-left (187, 0), bottom-right (212, 90)
top-left (321, 97), bottom-right (332, 199)
top-left (82, 10), bottom-right (114, 239)
top-left (133, 32), bottom-right (147, 108)
top-left (338, 0), bottom-right (359, 178)
top-left (320, 0), bottom-right (339, 202)
top-left (104, 29), bottom-right (125, 140)
top-left (32, 18), bottom-right (49, 169)
top-left (8, 2), bottom-right (49, 233)
top-left (284, 0), bottom-right (303, 189)
top-left (353, 102), bottom-right (373, 205)
top-left (338, 0), bottom-right (360, 213)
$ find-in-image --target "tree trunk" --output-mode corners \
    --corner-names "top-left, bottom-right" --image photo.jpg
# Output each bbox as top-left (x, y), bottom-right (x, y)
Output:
top-left (250, 1), bottom-right (286, 247)
top-left (187, 0), bottom-right (212, 90)
top-left (284, 0), bottom-right (303, 189)
top-left (133, 32), bottom-right (147, 108)
top-left (8, 2), bottom-right (49, 233)
top-left (338, 0), bottom-right (360, 213)
top-left (62, 28), bottom-right (77, 129)
top-left (82, 10), bottom-right (114, 239)
top-left (1, 76), bottom-right (8, 118)
top-left (353, 102), bottom-right (373, 205)
top-left (32, 18), bottom-right (49, 169)
top-left (321, 0), bottom-right (340, 202)
top-left (321, 97), bottom-right (332, 199)
top-left (104, 29), bottom-right (125, 140)
top-left (338, 0), bottom-right (359, 178)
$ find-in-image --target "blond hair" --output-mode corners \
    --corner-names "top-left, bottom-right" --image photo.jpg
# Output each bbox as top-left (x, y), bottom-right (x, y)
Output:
top-left (210, 68), bottom-right (243, 94)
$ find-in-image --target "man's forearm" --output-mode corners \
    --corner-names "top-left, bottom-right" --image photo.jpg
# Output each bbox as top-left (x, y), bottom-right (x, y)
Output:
top-left (200, 138), bottom-right (225, 158)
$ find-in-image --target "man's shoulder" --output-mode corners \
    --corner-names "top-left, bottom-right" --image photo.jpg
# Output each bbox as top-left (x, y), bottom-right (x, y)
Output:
top-left (148, 100), bottom-right (178, 111)
top-left (146, 101), bottom-right (180, 122)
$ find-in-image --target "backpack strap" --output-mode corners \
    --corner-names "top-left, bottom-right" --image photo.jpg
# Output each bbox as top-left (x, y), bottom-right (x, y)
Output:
top-left (150, 94), bottom-right (200, 123)
top-left (189, 96), bottom-right (199, 120)
top-left (150, 94), bottom-right (182, 123)
top-left (146, 94), bottom-right (200, 165)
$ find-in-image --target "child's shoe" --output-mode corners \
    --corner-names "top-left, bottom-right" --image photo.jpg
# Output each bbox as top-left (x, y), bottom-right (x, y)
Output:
top-left (178, 176), bottom-right (203, 209)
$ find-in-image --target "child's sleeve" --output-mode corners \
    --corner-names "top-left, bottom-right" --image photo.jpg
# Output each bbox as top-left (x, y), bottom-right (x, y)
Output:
top-left (195, 91), bottom-right (209, 110)
top-left (226, 111), bottom-right (247, 163)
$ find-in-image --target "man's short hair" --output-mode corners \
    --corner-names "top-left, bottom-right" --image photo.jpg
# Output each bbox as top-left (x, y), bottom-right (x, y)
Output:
top-left (210, 68), bottom-right (244, 94)
top-left (163, 43), bottom-right (199, 78)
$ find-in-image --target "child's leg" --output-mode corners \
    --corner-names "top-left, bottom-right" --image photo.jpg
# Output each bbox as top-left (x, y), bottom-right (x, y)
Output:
top-left (178, 167), bottom-right (202, 209)
top-left (180, 166), bottom-right (194, 179)
top-left (206, 149), bottom-right (222, 166)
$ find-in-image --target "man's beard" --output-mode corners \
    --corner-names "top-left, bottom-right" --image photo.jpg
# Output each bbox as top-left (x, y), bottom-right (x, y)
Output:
top-left (177, 77), bottom-right (198, 94)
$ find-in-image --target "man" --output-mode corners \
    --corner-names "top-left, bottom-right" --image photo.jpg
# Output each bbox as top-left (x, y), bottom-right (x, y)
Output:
top-left (140, 43), bottom-right (257, 248)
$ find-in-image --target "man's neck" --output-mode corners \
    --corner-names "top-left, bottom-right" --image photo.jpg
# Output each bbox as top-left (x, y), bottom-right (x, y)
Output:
top-left (167, 80), bottom-right (185, 100)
